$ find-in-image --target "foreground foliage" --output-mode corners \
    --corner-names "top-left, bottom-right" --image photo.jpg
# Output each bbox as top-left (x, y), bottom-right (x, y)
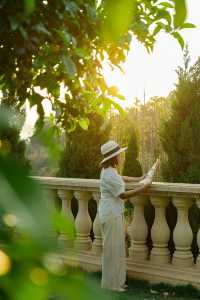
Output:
top-left (0, 109), bottom-right (110, 300)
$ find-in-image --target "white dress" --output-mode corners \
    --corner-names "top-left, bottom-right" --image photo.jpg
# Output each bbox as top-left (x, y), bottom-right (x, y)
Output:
top-left (99, 166), bottom-right (126, 290)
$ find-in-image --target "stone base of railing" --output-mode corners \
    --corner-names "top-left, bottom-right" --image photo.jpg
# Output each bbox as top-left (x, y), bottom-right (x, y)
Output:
top-left (61, 251), bottom-right (200, 289)
top-left (127, 260), bottom-right (200, 289)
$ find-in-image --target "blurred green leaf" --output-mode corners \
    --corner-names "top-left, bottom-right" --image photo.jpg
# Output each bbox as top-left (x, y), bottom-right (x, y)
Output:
top-left (172, 31), bottom-right (185, 49)
top-left (180, 22), bottom-right (196, 29)
top-left (153, 24), bottom-right (162, 35)
top-left (61, 55), bottom-right (77, 78)
top-left (101, 97), bottom-right (125, 116)
top-left (33, 23), bottom-right (51, 37)
top-left (174, 0), bottom-right (187, 28)
top-left (78, 118), bottom-right (89, 130)
top-left (102, 0), bottom-right (136, 41)
top-left (159, 2), bottom-right (174, 9)
top-left (0, 155), bottom-right (53, 249)
top-left (0, 108), bottom-right (21, 130)
top-left (23, 0), bottom-right (35, 15)
top-left (19, 26), bottom-right (28, 40)
top-left (29, 92), bottom-right (43, 108)
top-left (8, 17), bottom-right (19, 31)
top-left (108, 86), bottom-right (119, 97)
top-left (75, 48), bottom-right (90, 60)
top-left (56, 29), bottom-right (71, 45)
top-left (65, 1), bottom-right (79, 14)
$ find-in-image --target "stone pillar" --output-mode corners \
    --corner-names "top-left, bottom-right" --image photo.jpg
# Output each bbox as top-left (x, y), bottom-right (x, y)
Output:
top-left (91, 192), bottom-right (102, 254)
top-left (195, 198), bottom-right (200, 267)
top-left (150, 196), bottom-right (170, 264)
top-left (74, 191), bottom-right (92, 251)
top-left (129, 195), bottom-right (148, 260)
top-left (57, 190), bottom-right (74, 248)
top-left (172, 197), bottom-right (194, 267)
top-left (45, 188), bottom-right (57, 213)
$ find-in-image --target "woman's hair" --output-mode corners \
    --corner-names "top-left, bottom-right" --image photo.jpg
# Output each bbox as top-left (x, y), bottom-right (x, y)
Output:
top-left (100, 155), bottom-right (119, 169)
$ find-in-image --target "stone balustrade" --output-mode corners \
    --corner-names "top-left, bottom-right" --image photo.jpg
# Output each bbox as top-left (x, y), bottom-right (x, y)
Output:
top-left (34, 177), bottom-right (200, 289)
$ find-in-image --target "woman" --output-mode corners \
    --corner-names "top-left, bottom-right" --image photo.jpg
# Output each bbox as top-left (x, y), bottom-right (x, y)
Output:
top-left (99, 140), bottom-right (154, 292)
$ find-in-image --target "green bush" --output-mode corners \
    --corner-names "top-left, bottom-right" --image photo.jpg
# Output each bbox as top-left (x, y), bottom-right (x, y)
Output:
top-left (160, 51), bottom-right (200, 258)
top-left (122, 128), bottom-right (142, 177)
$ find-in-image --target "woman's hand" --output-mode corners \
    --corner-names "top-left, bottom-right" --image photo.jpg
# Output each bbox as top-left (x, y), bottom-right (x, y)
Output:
top-left (139, 174), bottom-right (146, 181)
top-left (153, 157), bottom-right (160, 170)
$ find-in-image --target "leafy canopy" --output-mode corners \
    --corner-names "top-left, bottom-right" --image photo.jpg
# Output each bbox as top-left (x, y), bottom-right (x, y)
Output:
top-left (0, 0), bottom-right (192, 131)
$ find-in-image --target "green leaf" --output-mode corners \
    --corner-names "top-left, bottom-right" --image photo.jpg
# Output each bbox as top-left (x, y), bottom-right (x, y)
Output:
top-left (0, 155), bottom-right (53, 248)
top-left (65, 1), bottom-right (79, 14)
top-left (19, 26), bottom-right (28, 40)
top-left (75, 48), bottom-right (90, 59)
top-left (102, 0), bottom-right (137, 41)
top-left (153, 24), bottom-right (162, 35)
top-left (101, 97), bottom-right (125, 116)
top-left (23, 0), bottom-right (35, 15)
top-left (180, 22), bottom-right (196, 29)
top-left (29, 92), bottom-right (43, 107)
top-left (117, 94), bottom-right (126, 100)
top-left (56, 29), bottom-right (71, 45)
top-left (174, 0), bottom-right (187, 28)
top-left (159, 2), bottom-right (174, 9)
top-left (78, 118), bottom-right (89, 130)
top-left (33, 23), bottom-right (51, 37)
top-left (61, 55), bottom-right (77, 78)
top-left (172, 31), bottom-right (185, 49)
top-left (9, 17), bottom-right (19, 31)
top-left (108, 86), bottom-right (119, 97)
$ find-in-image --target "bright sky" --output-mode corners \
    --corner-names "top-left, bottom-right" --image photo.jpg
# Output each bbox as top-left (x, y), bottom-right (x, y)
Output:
top-left (104, 0), bottom-right (200, 108)
top-left (23, 0), bottom-right (200, 137)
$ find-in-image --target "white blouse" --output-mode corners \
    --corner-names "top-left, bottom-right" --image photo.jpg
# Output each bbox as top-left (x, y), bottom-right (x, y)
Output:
top-left (98, 166), bottom-right (125, 223)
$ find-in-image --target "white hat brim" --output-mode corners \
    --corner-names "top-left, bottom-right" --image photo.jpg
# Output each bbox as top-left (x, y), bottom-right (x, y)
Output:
top-left (100, 147), bottom-right (127, 164)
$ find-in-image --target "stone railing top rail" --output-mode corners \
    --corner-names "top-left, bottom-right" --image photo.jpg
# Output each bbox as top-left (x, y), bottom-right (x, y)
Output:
top-left (33, 176), bottom-right (200, 198)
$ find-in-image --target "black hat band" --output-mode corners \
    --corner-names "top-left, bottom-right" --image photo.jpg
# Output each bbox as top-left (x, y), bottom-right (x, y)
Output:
top-left (103, 145), bottom-right (120, 158)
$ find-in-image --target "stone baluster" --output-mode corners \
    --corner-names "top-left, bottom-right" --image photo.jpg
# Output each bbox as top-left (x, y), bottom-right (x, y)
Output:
top-left (57, 190), bottom-right (74, 248)
top-left (172, 197), bottom-right (194, 267)
top-left (195, 197), bottom-right (200, 267)
top-left (150, 196), bottom-right (170, 264)
top-left (45, 188), bottom-right (57, 212)
top-left (91, 192), bottom-right (102, 254)
top-left (74, 191), bottom-right (92, 251)
top-left (129, 195), bottom-right (148, 260)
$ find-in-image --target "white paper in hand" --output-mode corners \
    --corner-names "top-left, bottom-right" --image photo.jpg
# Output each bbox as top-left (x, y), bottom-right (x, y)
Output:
top-left (139, 159), bottom-right (159, 184)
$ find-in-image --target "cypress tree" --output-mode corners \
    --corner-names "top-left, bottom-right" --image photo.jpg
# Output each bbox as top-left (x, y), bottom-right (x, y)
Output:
top-left (123, 128), bottom-right (142, 177)
top-left (160, 48), bottom-right (200, 259)
top-left (160, 48), bottom-right (200, 183)
top-left (58, 113), bottom-right (111, 179)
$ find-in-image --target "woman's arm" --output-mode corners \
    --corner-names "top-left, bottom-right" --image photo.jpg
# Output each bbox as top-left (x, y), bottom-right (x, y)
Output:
top-left (120, 158), bottom-right (160, 200)
top-left (119, 179), bottom-right (152, 200)
top-left (122, 175), bottom-right (145, 183)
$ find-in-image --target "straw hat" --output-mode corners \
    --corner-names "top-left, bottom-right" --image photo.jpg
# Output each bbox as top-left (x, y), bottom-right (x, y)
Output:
top-left (100, 140), bottom-right (127, 164)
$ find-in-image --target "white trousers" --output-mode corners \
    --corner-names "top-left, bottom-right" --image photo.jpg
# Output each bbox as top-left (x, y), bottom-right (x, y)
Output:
top-left (101, 215), bottom-right (126, 290)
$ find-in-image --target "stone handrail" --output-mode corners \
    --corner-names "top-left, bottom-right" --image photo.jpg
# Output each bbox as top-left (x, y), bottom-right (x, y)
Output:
top-left (34, 176), bottom-right (200, 195)
top-left (34, 176), bottom-right (200, 289)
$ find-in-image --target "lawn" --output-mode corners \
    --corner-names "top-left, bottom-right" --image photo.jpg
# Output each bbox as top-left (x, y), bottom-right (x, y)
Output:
top-left (86, 272), bottom-right (200, 300)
